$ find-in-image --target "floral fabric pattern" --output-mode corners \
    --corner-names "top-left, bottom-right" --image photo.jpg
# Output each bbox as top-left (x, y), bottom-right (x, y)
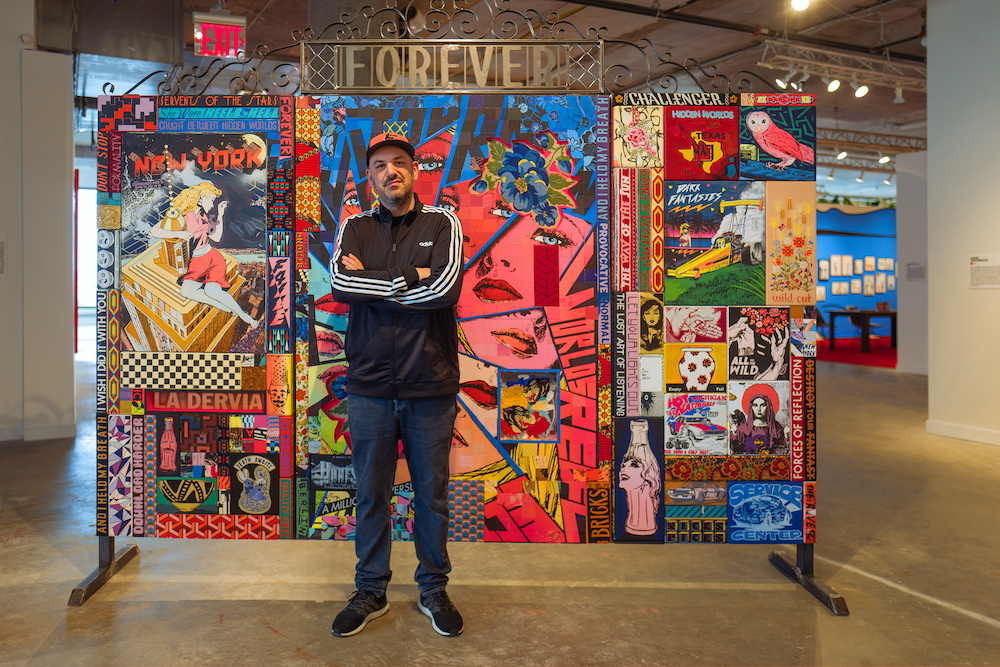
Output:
top-left (665, 456), bottom-right (792, 481)
top-left (612, 106), bottom-right (664, 168)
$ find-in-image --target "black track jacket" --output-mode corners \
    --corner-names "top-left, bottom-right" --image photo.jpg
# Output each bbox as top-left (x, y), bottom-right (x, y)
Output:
top-left (329, 195), bottom-right (463, 399)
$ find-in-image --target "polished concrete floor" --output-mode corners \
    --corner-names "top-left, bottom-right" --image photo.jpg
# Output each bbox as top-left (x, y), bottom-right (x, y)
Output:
top-left (1, 318), bottom-right (998, 666)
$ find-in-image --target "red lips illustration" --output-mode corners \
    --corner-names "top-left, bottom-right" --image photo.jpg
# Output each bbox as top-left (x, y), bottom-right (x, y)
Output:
top-left (491, 328), bottom-right (538, 358)
top-left (459, 379), bottom-right (498, 408)
top-left (315, 293), bottom-right (349, 314)
top-left (473, 278), bottom-right (523, 303)
top-left (316, 330), bottom-right (345, 357)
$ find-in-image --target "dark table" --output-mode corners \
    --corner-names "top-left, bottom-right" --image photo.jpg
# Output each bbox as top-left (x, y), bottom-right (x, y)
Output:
top-left (827, 310), bottom-right (897, 353)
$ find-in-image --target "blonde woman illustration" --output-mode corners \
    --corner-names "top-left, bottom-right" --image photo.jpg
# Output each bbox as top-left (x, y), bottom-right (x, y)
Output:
top-left (149, 181), bottom-right (258, 328)
top-left (618, 419), bottom-right (661, 536)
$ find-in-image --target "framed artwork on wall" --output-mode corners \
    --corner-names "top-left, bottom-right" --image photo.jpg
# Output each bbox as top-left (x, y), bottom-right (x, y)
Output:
top-left (841, 255), bottom-right (853, 277)
top-left (864, 256), bottom-right (876, 272)
top-left (875, 273), bottom-right (886, 294)
top-left (818, 259), bottom-right (829, 281)
top-left (853, 259), bottom-right (864, 275)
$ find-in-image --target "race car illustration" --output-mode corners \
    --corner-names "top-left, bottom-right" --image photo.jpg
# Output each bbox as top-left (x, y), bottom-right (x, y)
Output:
top-left (665, 198), bottom-right (765, 279)
top-left (666, 482), bottom-right (728, 504)
top-left (666, 414), bottom-right (727, 449)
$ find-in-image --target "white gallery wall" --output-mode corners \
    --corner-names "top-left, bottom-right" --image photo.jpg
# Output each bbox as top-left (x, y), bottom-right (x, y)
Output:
top-left (0, 0), bottom-right (77, 441)
top-left (894, 151), bottom-right (927, 376)
top-left (926, 0), bottom-right (1000, 445)
top-left (0, 0), bottom-right (32, 441)
top-left (22, 50), bottom-right (76, 440)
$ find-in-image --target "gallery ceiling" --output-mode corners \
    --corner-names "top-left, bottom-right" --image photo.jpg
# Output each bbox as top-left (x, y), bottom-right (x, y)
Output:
top-left (75, 0), bottom-right (928, 197)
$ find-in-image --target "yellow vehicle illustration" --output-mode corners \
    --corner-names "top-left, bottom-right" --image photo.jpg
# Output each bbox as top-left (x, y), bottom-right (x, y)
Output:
top-left (665, 198), bottom-right (765, 279)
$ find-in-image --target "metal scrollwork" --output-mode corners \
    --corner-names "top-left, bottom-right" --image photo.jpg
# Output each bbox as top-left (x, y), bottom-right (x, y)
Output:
top-left (103, 0), bottom-right (773, 97)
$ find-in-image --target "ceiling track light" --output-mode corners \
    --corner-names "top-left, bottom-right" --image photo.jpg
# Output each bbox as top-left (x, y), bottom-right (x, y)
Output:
top-left (878, 152), bottom-right (890, 164)
top-left (775, 67), bottom-right (797, 90)
top-left (883, 175), bottom-right (893, 185)
top-left (821, 76), bottom-right (841, 93)
top-left (850, 78), bottom-right (869, 98)
top-left (827, 169), bottom-right (835, 180)
top-left (856, 171), bottom-right (865, 183)
top-left (791, 0), bottom-right (810, 10)
top-left (836, 150), bottom-right (848, 160)
top-left (893, 86), bottom-right (905, 104)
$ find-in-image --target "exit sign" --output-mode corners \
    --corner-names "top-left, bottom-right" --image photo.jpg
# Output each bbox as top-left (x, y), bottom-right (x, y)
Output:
top-left (193, 11), bottom-right (246, 58)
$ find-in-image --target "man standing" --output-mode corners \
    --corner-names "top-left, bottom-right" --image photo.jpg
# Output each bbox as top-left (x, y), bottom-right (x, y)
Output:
top-left (328, 132), bottom-right (464, 637)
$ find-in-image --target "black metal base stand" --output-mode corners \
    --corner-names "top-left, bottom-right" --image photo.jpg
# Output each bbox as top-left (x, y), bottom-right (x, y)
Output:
top-left (68, 536), bottom-right (140, 606)
top-left (769, 544), bottom-right (849, 616)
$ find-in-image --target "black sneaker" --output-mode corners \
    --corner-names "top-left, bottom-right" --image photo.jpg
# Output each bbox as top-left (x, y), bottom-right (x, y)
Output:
top-left (331, 590), bottom-right (389, 637)
top-left (418, 590), bottom-right (463, 636)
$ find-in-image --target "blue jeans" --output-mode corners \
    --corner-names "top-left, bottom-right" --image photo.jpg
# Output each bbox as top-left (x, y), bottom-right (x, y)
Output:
top-left (347, 393), bottom-right (456, 596)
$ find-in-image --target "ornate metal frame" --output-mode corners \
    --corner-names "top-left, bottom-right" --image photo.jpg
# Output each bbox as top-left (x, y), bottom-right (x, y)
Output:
top-left (103, 0), bottom-right (775, 97)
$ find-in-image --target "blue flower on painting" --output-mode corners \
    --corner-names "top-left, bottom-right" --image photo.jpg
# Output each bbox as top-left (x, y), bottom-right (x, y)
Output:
top-left (533, 202), bottom-right (558, 227)
top-left (471, 179), bottom-right (488, 194)
top-left (498, 144), bottom-right (550, 214)
top-left (332, 375), bottom-right (348, 400)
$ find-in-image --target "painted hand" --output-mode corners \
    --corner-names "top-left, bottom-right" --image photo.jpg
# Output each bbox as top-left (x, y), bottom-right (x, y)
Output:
top-left (768, 328), bottom-right (790, 363)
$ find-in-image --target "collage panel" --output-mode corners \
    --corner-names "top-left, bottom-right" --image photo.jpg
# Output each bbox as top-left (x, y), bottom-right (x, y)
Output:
top-left (664, 343), bottom-right (727, 393)
top-left (665, 393), bottom-right (728, 455)
top-left (614, 416), bottom-right (665, 542)
top-left (739, 93), bottom-right (817, 182)
top-left (662, 105), bottom-right (739, 181)
top-left (727, 306), bottom-right (791, 382)
top-left (765, 181), bottom-right (817, 306)
top-left (728, 381), bottom-right (791, 456)
top-left (309, 94), bottom-right (601, 542)
top-left (727, 481), bottom-right (805, 544)
top-left (118, 132), bottom-right (269, 354)
top-left (661, 181), bottom-right (767, 306)
top-left (93, 83), bottom-right (821, 547)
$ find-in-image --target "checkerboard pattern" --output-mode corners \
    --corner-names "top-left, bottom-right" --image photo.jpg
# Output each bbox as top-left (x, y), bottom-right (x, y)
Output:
top-left (123, 352), bottom-right (255, 390)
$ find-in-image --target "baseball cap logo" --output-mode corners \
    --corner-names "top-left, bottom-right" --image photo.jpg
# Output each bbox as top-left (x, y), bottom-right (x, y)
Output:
top-left (366, 131), bottom-right (415, 162)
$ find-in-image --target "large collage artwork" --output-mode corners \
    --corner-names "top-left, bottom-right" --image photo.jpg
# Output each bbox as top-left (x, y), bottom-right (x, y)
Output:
top-left (96, 94), bottom-right (296, 539)
top-left (300, 95), bottom-right (602, 543)
top-left (610, 91), bottom-right (818, 545)
top-left (95, 89), bottom-right (817, 546)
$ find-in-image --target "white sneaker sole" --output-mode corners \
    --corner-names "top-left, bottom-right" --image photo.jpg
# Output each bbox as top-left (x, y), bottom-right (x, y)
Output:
top-left (332, 602), bottom-right (389, 637)
top-left (418, 599), bottom-right (463, 637)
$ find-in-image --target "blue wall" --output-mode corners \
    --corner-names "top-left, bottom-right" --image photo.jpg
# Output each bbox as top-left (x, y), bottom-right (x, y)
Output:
top-left (816, 207), bottom-right (896, 339)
